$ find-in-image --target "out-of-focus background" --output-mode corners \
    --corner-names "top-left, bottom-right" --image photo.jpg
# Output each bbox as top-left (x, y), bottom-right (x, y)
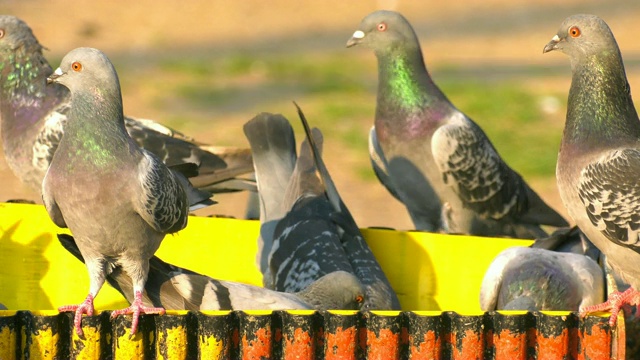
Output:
top-left (1, 0), bottom-right (639, 230)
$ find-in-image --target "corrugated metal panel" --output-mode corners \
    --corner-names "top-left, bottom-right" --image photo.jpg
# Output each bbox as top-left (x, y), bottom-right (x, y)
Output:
top-left (0, 310), bottom-right (616, 359)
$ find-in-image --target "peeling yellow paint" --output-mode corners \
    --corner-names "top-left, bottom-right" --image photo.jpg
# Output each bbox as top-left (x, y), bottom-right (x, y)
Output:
top-left (157, 325), bottom-right (187, 359)
top-left (0, 325), bottom-right (17, 360)
top-left (29, 327), bottom-right (58, 359)
top-left (200, 334), bottom-right (225, 359)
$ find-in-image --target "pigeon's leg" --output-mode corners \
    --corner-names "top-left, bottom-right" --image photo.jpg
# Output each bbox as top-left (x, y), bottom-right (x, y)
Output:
top-left (110, 260), bottom-right (165, 335)
top-left (58, 258), bottom-right (106, 336)
top-left (580, 286), bottom-right (640, 326)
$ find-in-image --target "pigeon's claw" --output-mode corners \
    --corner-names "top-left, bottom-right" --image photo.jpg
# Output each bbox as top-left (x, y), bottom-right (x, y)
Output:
top-left (580, 287), bottom-right (640, 327)
top-left (110, 290), bottom-right (165, 335)
top-left (58, 294), bottom-right (95, 337)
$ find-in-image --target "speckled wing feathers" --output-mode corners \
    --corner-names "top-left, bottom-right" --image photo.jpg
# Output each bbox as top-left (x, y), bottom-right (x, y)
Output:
top-left (579, 149), bottom-right (640, 250)
top-left (135, 151), bottom-right (189, 234)
top-left (432, 116), bottom-right (524, 220)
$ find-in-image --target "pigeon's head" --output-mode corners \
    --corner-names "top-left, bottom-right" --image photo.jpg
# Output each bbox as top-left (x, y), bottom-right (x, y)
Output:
top-left (0, 15), bottom-right (42, 54)
top-left (346, 10), bottom-right (421, 56)
top-left (543, 14), bottom-right (619, 59)
top-left (297, 271), bottom-right (366, 310)
top-left (46, 47), bottom-right (120, 95)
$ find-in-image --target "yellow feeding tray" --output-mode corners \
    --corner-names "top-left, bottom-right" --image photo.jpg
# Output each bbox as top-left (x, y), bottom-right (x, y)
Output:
top-left (0, 203), bottom-right (626, 359)
top-left (0, 202), bottom-right (531, 312)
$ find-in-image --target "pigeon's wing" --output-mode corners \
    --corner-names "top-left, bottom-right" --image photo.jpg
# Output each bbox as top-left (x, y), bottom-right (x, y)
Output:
top-left (578, 148), bottom-right (640, 251)
top-left (368, 126), bottom-right (402, 200)
top-left (432, 116), bottom-right (527, 220)
top-left (170, 276), bottom-right (312, 311)
top-left (295, 103), bottom-right (401, 310)
top-left (269, 196), bottom-right (355, 293)
top-left (479, 247), bottom-right (517, 311)
top-left (41, 171), bottom-right (66, 228)
top-left (134, 151), bottom-right (189, 234)
top-left (432, 114), bottom-right (568, 228)
top-left (32, 103), bottom-right (69, 175)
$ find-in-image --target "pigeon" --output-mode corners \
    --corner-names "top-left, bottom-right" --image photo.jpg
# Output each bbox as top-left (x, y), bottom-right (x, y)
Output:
top-left (544, 14), bottom-right (640, 326)
top-left (479, 246), bottom-right (604, 311)
top-left (347, 10), bottom-right (568, 237)
top-left (44, 47), bottom-right (202, 336)
top-left (480, 227), bottom-right (604, 311)
top-left (295, 104), bottom-right (401, 310)
top-left (244, 109), bottom-right (401, 310)
top-left (57, 234), bottom-right (365, 311)
top-left (0, 15), bottom-right (254, 197)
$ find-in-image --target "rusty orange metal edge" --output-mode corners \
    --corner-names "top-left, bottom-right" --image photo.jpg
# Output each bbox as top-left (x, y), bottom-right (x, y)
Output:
top-left (0, 310), bottom-right (617, 359)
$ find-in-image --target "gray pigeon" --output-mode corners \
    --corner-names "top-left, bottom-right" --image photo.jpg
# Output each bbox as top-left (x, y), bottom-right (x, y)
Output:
top-left (44, 47), bottom-right (196, 336)
top-left (295, 104), bottom-right (401, 310)
top-left (244, 110), bottom-right (401, 310)
top-left (544, 14), bottom-right (640, 326)
top-left (57, 234), bottom-right (364, 311)
top-left (479, 246), bottom-right (604, 311)
top-left (0, 15), bottom-right (254, 197)
top-left (347, 10), bottom-right (568, 237)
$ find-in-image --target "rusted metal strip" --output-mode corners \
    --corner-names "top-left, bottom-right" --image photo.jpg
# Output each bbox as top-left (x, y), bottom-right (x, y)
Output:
top-left (237, 310), bottom-right (273, 359)
top-left (404, 311), bottom-right (443, 359)
top-left (322, 310), bottom-right (360, 360)
top-left (362, 311), bottom-right (403, 360)
top-left (0, 310), bottom-right (619, 359)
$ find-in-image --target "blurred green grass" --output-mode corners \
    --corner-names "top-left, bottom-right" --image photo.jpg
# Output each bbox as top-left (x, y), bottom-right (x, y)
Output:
top-left (121, 50), bottom-right (566, 184)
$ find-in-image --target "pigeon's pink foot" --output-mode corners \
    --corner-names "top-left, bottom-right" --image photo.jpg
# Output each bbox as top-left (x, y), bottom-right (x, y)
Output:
top-left (110, 291), bottom-right (165, 335)
top-left (580, 287), bottom-right (640, 327)
top-left (58, 294), bottom-right (95, 336)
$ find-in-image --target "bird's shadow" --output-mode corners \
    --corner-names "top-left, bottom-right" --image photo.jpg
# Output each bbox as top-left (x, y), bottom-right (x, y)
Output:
top-left (0, 221), bottom-right (54, 310)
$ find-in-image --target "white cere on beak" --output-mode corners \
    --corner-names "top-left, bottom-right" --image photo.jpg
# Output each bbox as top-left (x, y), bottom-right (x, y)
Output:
top-left (53, 67), bottom-right (63, 76)
top-left (352, 30), bottom-right (365, 39)
top-left (551, 34), bottom-right (560, 42)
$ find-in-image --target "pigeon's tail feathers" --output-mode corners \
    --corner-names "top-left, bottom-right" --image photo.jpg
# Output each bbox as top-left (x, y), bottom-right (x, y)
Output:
top-left (281, 125), bottom-right (325, 210)
top-left (243, 113), bottom-right (298, 222)
top-left (521, 185), bottom-right (569, 228)
top-left (170, 168), bottom-right (216, 211)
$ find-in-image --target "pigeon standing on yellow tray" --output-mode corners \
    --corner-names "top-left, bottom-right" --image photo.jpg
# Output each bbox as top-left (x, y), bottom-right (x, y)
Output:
top-left (0, 15), bottom-right (254, 198)
top-left (544, 14), bottom-right (640, 326)
top-left (44, 47), bottom-right (205, 336)
top-left (347, 10), bottom-right (568, 237)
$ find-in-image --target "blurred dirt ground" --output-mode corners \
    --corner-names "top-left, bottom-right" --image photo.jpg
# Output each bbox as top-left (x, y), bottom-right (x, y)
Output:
top-left (1, 0), bottom-right (640, 230)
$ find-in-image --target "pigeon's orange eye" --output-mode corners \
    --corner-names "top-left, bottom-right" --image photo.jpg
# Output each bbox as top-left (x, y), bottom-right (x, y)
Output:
top-left (71, 62), bottom-right (82, 72)
top-left (569, 26), bottom-right (581, 38)
top-left (0, 29), bottom-right (5, 38)
top-left (356, 295), bottom-right (364, 303)
top-left (377, 22), bottom-right (387, 32)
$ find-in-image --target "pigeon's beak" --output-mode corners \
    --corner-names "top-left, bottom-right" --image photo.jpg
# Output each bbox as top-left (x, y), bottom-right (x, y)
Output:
top-left (46, 67), bottom-right (63, 84)
top-left (543, 35), bottom-right (561, 54)
top-left (346, 30), bottom-right (365, 48)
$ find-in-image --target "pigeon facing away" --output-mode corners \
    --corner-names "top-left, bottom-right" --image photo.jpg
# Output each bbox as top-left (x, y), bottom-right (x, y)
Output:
top-left (57, 234), bottom-right (364, 311)
top-left (0, 15), bottom-right (254, 197)
top-left (244, 110), bottom-right (400, 310)
top-left (479, 246), bottom-right (604, 311)
top-left (481, 227), bottom-right (603, 311)
top-left (544, 14), bottom-right (640, 326)
top-left (44, 47), bottom-right (200, 336)
top-left (347, 10), bottom-right (568, 237)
